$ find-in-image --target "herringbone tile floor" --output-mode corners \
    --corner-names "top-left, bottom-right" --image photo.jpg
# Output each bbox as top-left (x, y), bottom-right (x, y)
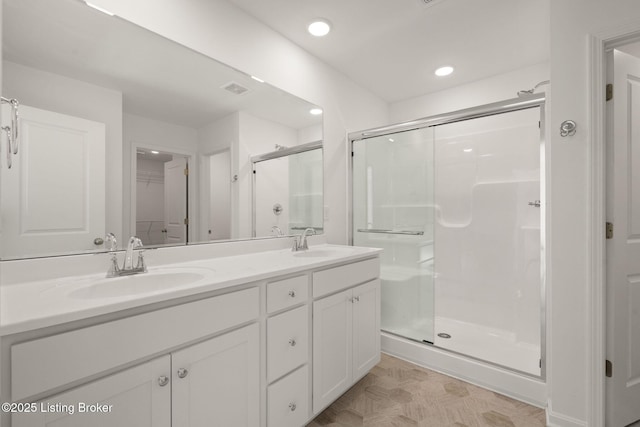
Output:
top-left (307, 353), bottom-right (546, 427)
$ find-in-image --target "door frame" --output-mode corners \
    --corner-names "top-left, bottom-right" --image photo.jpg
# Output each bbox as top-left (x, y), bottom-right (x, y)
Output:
top-left (199, 147), bottom-right (232, 241)
top-left (129, 141), bottom-right (197, 245)
top-left (588, 25), bottom-right (640, 427)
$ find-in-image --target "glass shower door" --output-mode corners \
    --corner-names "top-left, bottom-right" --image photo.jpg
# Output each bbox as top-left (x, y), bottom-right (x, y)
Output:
top-left (433, 107), bottom-right (542, 375)
top-left (352, 127), bottom-right (435, 343)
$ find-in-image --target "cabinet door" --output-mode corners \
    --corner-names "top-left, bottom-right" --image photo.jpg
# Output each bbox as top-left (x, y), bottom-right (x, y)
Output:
top-left (313, 289), bottom-right (352, 412)
top-left (352, 280), bottom-right (381, 380)
top-left (172, 323), bottom-right (260, 427)
top-left (13, 356), bottom-right (170, 427)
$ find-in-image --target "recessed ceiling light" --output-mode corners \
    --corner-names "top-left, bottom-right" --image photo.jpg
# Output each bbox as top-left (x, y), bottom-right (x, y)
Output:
top-left (308, 19), bottom-right (331, 37)
top-left (435, 66), bottom-right (454, 77)
top-left (310, 108), bottom-right (323, 115)
top-left (251, 75), bottom-right (264, 83)
top-left (151, 150), bottom-right (160, 155)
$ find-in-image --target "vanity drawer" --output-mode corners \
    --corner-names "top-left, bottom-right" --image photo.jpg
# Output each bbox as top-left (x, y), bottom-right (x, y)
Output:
top-left (267, 305), bottom-right (308, 383)
top-left (268, 365), bottom-right (309, 427)
top-left (312, 257), bottom-right (379, 298)
top-left (267, 275), bottom-right (308, 314)
top-left (11, 287), bottom-right (259, 401)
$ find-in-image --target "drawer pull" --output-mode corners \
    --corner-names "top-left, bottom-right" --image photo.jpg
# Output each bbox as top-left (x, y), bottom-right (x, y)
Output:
top-left (289, 402), bottom-right (297, 412)
top-left (288, 290), bottom-right (296, 298)
top-left (288, 338), bottom-right (297, 347)
top-left (158, 375), bottom-right (169, 387)
top-left (177, 368), bottom-right (189, 379)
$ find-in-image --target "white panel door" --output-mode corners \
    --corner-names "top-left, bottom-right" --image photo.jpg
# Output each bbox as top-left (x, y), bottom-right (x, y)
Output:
top-left (607, 49), bottom-right (640, 427)
top-left (13, 355), bottom-right (171, 427)
top-left (312, 289), bottom-right (352, 412)
top-left (0, 105), bottom-right (105, 257)
top-left (171, 323), bottom-right (260, 427)
top-left (352, 280), bottom-right (381, 380)
top-left (164, 157), bottom-right (187, 244)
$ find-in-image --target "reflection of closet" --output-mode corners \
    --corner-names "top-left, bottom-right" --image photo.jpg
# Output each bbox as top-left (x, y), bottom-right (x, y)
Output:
top-left (136, 157), bottom-right (166, 245)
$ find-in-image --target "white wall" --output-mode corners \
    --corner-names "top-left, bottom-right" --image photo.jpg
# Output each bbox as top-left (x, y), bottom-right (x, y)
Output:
top-left (390, 62), bottom-right (550, 123)
top-left (87, 0), bottom-right (390, 244)
top-left (3, 61), bottom-right (124, 242)
top-left (548, 2), bottom-right (640, 426)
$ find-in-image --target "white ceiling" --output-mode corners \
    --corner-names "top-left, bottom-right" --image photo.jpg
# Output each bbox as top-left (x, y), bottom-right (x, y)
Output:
top-left (226, 0), bottom-right (551, 103)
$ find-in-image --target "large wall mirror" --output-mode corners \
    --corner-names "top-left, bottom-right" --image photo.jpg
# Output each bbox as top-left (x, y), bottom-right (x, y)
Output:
top-left (0, 0), bottom-right (323, 260)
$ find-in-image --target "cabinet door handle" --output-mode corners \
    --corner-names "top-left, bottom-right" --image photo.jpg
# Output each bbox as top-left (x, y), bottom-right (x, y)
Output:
top-left (177, 368), bottom-right (189, 379)
top-left (288, 290), bottom-right (296, 298)
top-left (288, 338), bottom-right (297, 347)
top-left (289, 402), bottom-right (297, 412)
top-left (351, 296), bottom-right (360, 303)
top-left (158, 375), bottom-right (169, 387)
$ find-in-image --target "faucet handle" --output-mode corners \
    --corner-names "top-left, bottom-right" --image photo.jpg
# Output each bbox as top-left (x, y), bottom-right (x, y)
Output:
top-left (136, 250), bottom-right (148, 272)
top-left (105, 233), bottom-right (117, 251)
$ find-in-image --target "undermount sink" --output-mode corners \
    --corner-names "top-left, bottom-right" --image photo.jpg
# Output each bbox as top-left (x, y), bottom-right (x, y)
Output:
top-left (41, 267), bottom-right (213, 300)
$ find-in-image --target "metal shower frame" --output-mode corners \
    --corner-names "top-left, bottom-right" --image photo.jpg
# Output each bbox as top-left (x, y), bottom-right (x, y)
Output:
top-left (347, 93), bottom-right (547, 380)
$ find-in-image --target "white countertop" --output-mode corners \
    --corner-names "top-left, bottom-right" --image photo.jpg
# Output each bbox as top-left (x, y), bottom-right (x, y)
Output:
top-left (0, 244), bottom-right (381, 336)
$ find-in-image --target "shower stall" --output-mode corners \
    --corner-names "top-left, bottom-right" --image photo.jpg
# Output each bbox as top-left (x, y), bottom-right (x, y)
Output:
top-left (350, 95), bottom-right (545, 386)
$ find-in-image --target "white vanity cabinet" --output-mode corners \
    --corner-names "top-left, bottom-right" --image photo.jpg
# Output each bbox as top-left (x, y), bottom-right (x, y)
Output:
top-left (312, 259), bottom-right (381, 413)
top-left (3, 246), bottom-right (382, 427)
top-left (10, 288), bottom-right (260, 427)
top-left (14, 324), bottom-right (259, 427)
top-left (171, 323), bottom-right (259, 427)
top-left (13, 355), bottom-right (171, 427)
top-left (265, 275), bottom-right (310, 427)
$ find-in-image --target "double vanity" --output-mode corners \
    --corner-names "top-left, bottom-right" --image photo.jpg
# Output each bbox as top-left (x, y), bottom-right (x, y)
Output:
top-left (0, 240), bottom-right (381, 427)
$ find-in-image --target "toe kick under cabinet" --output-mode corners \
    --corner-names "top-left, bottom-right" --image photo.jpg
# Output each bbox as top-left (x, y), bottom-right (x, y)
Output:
top-left (5, 253), bottom-right (380, 427)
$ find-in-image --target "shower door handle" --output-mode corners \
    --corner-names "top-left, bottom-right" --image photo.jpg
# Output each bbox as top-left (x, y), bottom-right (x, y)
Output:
top-left (528, 200), bottom-right (541, 208)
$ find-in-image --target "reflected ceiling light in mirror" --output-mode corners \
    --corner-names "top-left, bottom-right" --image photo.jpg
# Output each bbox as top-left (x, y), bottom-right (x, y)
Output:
top-left (151, 150), bottom-right (160, 154)
top-left (84, 1), bottom-right (115, 16)
top-left (309, 108), bottom-right (323, 115)
top-left (308, 19), bottom-right (331, 37)
top-left (434, 65), bottom-right (454, 77)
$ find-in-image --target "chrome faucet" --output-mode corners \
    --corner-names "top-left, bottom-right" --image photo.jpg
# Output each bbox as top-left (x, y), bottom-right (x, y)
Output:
top-left (105, 232), bottom-right (117, 251)
top-left (271, 225), bottom-right (284, 236)
top-left (107, 236), bottom-right (147, 277)
top-left (292, 228), bottom-right (316, 252)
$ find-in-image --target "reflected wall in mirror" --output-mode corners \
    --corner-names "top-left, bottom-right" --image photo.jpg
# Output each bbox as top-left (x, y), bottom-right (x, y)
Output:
top-left (0, 0), bottom-right (323, 259)
top-left (252, 143), bottom-right (323, 238)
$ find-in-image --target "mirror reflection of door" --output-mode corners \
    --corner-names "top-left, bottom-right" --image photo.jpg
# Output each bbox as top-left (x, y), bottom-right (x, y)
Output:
top-left (135, 150), bottom-right (188, 246)
top-left (1, 104), bottom-right (106, 258)
top-left (207, 150), bottom-right (231, 241)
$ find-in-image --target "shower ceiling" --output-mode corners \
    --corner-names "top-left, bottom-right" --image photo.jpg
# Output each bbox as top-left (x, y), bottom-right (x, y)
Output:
top-left (225, 0), bottom-right (550, 103)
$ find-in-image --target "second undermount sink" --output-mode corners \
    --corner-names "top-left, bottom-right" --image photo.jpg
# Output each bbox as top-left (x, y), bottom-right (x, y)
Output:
top-left (41, 267), bottom-right (214, 300)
